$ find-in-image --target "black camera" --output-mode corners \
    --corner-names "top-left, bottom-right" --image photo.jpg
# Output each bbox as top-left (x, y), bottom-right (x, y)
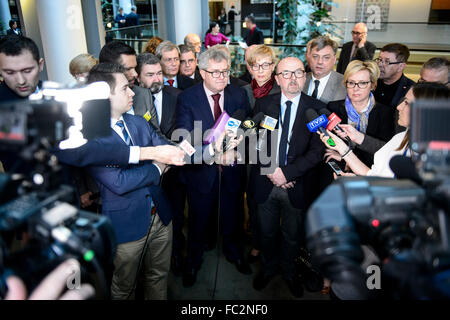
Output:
top-left (305, 98), bottom-right (450, 299)
top-left (0, 82), bottom-right (116, 299)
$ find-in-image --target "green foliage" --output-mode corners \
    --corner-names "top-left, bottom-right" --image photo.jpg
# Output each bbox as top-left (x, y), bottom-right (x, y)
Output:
top-left (101, 0), bottom-right (114, 26)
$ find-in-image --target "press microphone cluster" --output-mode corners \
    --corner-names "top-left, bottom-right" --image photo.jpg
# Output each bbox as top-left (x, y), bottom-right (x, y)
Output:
top-left (319, 108), bottom-right (352, 144)
top-left (256, 113), bottom-right (278, 151)
top-left (305, 109), bottom-right (335, 147)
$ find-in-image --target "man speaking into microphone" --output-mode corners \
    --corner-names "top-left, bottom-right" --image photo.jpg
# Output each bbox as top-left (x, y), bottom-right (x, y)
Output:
top-left (175, 46), bottom-right (252, 287)
top-left (249, 57), bottom-right (325, 297)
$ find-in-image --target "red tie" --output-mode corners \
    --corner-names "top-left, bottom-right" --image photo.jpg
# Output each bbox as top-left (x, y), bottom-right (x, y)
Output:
top-left (167, 79), bottom-right (174, 86)
top-left (211, 93), bottom-right (222, 121)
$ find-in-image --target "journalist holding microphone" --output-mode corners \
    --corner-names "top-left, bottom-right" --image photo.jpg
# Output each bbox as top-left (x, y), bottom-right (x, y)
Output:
top-left (319, 82), bottom-right (449, 177)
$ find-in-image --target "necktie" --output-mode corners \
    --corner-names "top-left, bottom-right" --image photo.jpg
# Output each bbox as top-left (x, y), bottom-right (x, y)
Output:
top-left (311, 80), bottom-right (320, 99)
top-left (211, 93), bottom-right (222, 121)
top-left (278, 101), bottom-right (292, 167)
top-left (151, 94), bottom-right (159, 126)
top-left (167, 79), bottom-right (174, 87)
top-left (116, 120), bottom-right (131, 145)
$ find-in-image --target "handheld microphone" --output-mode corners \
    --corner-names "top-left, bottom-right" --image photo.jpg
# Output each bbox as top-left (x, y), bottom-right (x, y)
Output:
top-left (305, 109), bottom-right (335, 147)
top-left (256, 114), bottom-right (278, 151)
top-left (222, 109), bottom-right (247, 152)
top-left (319, 108), bottom-right (352, 143)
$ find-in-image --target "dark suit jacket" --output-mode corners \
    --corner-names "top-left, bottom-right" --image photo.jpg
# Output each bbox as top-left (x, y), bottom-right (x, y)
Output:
top-left (239, 70), bottom-right (252, 84)
top-left (336, 41), bottom-right (376, 74)
top-left (159, 85), bottom-right (181, 138)
top-left (249, 93), bottom-right (326, 210)
top-left (327, 100), bottom-right (395, 166)
top-left (7, 28), bottom-right (22, 36)
top-left (245, 27), bottom-right (264, 46)
top-left (87, 114), bottom-right (172, 244)
top-left (125, 12), bottom-right (140, 26)
top-left (243, 81), bottom-right (281, 109)
top-left (175, 82), bottom-right (250, 193)
top-left (176, 74), bottom-right (196, 90)
top-left (230, 76), bottom-right (248, 87)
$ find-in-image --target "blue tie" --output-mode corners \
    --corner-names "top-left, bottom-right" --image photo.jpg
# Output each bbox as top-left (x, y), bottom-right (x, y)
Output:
top-left (116, 120), bottom-right (131, 145)
top-left (278, 101), bottom-right (292, 167)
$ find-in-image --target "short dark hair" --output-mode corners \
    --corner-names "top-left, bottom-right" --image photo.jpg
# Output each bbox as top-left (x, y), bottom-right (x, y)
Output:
top-left (245, 15), bottom-right (256, 24)
top-left (423, 57), bottom-right (449, 71)
top-left (381, 43), bottom-right (410, 63)
top-left (9, 20), bottom-right (16, 29)
top-left (136, 53), bottom-right (160, 75)
top-left (178, 44), bottom-right (196, 56)
top-left (0, 35), bottom-right (40, 63)
top-left (87, 63), bottom-right (125, 93)
top-left (99, 41), bottom-right (136, 64)
top-left (309, 36), bottom-right (338, 55)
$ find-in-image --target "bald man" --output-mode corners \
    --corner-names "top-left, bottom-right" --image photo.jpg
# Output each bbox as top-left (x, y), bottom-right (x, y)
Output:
top-left (238, 44), bottom-right (257, 84)
top-left (336, 22), bottom-right (376, 74)
top-left (184, 33), bottom-right (202, 55)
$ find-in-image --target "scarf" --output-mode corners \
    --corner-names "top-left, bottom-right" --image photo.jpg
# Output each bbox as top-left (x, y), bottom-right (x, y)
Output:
top-left (345, 92), bottom-right (375, 133)
top-left (251, 76), bottom-right (274, 99)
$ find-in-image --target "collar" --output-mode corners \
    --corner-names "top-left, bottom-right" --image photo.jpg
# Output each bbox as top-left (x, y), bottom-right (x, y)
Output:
top-left (280, 92), bottom-right (301, 108)
top-left (111, 115), bottom-right (125, 128)
top-left (311, 71), bottom-right (332, 83)
top-left (203, 83), bottom-right (224, 97)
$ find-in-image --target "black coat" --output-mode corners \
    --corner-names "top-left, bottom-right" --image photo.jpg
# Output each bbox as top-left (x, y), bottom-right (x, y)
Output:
top-left (176, 74), bottom-right (196, 90)
top-left (249, 93), bottom-right (326, 210)
top-left (159, 85), bottom-right (182, 138)
top-left (336, 41), bottom-right (376, 74)
top-left (245, 27), bottom-right (264, 46)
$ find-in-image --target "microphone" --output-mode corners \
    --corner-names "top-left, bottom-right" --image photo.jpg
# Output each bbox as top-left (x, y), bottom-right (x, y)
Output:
top-left (256, 113), bottom-right (278, 151)
top-left (203, 111), bottom-right (231, 145)
top-left (319, 108), bottom-right (352, 143)
top-left (222, 109), bottom-right (247, 151)
top-left (305, 109), bottom-right (335, 147)
top-left (389, 155), bottom-right (422, 184)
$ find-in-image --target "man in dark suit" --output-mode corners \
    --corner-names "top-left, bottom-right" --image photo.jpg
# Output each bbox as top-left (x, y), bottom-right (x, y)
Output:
top-left (303, 36), bottom-right (347, 104)
top-left (175, 46), bottom-right (252, 287)
top-left (249, 57), bottom-right (325, 298)
top-left (373, 43), bottom-right (415, 132)
top-left (336, 22), bottom-right (376, 74)
top-left (136, 52), bottom-right (187, 276)
top-left (244, 15), bottom-right (264, 46)
top-left (85, 63), bottom-right (173, 300)
top-left (178, 44), bottom-right (202, 83)
top-left (156, 41), bottom-right (196, 90)
top-left (6, 20), bottom-right (22, 36)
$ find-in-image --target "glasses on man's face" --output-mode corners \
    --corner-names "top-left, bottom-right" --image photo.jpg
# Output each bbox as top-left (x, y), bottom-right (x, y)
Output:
top-left (251, 62), bottom-right (273, 71)
top-left (351, 31), bottom-right (366, 36)
top-left (345, 81), bottom-right (371, 89)
top-left (374, 58), bottom-right (402, 66)
top-left (204, 69), bottom-right (230, 78)
top-left (276, 69), bottom-right (305, 79)
top-left (181, 59), bottom-right (195, 65)
top-left (162, 57), bottom-right (179, 64)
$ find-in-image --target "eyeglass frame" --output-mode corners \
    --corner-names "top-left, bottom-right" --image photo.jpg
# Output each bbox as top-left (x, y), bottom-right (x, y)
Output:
top-left (203, 69), bottom-right (231, 78)
top-left (250, 62), bottom-right (274, 71)
top-left (345, 80), bottom-right (372, 89)
top-left (374, 58), bottom-right (403, 66)
top-left (351, 31), bottom-right (367, 36)
top-left (276, 69), bottom-right (306, 79)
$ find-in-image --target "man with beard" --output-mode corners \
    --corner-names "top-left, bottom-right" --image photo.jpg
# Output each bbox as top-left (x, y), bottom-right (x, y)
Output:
top-left (136, 53), bottom-right (186, 277)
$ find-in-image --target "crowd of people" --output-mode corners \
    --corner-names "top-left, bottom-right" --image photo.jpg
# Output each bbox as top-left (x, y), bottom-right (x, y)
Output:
top-left (0, 19), bottom-right (449, 300)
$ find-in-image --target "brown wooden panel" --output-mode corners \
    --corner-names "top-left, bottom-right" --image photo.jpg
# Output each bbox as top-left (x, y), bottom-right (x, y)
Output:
top-left (432, 0), bottom-right (450, 10)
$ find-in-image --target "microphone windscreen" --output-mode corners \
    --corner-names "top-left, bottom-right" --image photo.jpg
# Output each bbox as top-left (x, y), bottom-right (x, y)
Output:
top-left (305, 108), bottom-right (319, 122)
top-left (389, 155), bottom-right (422, 184)
top-left (319, 108), bottom-right (332, 117)
top-left (231, 108), bottom-right (247, 121)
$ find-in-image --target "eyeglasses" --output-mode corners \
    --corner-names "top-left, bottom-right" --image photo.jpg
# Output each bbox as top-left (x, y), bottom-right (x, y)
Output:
top-left (374, 58), bottom-right (403, 66)
top-left (345, 81), bottom-right (371, 89)
top-left (251, 62), bottom-right (274, 71)
top-left (351, 31), bottom-right (366, 36)
top-left (276, 69), bottom-right (305, 79)
top-left (180, 58), bottom-right (195, 65)
top-left (204, 69), bottom-right (230, 78)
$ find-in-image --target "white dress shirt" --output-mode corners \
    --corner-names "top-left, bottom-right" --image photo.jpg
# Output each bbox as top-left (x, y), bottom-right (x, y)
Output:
top-left (307, 72), bottom-right (331, 100)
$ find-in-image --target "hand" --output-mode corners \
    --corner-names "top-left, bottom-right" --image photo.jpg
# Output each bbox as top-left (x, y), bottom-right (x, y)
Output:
top-left (214, 130), bottom-right (243, 153)
top-left (5, 259), bottom-right (94, 300)
top-left (215, 149), bottom-right (242, 166)
top-left (357, 32), bottom-right (367, 48)
top-left (140, 145), bottom-right (185, 166)
top-left (280, 181), bottom-right (296, 189)
top-left (80, 192), bottom-right (93, 208)
top-left (333, 171), bottom-right (356, 180)
top-left (267, 167), bottom-right (288, 187)
top-left (324, 149), bottom-right (342, 163)
top-left (339, 124), bottom-right (365, 145)
top-left (317, 130), bottom-right (348, 155)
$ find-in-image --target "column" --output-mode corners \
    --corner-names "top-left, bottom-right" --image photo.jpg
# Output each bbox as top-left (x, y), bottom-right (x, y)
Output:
top-left (0, 0), bottom-right (11, 32)
top-left (81, 0), bottom-right (105, 57)
top-left (36, 0), bottom-right (88, 84)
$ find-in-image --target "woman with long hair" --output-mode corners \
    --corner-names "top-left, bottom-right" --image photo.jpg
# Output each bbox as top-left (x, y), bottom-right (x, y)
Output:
top-left (204, 21), bottom-right (230, 49)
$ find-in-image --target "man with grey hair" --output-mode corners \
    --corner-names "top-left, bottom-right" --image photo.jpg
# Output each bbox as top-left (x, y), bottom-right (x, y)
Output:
top-left (156, 41), bottom-right (195, 90)
top-left (184, 33), bottom-right (202, 55)
top-left (336, 22), bottom-right (376, 74)
top-left (175, 46), bottom-right (252, 287)
top-left (303, 36), bottom-right (347, 103)
top-left (419, 57), bottom-right (449, 87)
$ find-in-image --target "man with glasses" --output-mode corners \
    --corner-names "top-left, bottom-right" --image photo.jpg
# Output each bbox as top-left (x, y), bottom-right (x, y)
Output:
top-left (303, 36), bottom-right (347, 103)
top-left (419, 57), bottom-right (449, 88)
top-left (249, 57), bottom-right (325, 298)
top-left (336, 22), bottom-right (376, 74)
top-left (175, 46), bottom-right (252, 287)
top-left (374, 43), bottom-right (414, 132)
top-left (178, 44), bottom-right (202, 82)
top-left (155, 41), bottom-right (195, 90)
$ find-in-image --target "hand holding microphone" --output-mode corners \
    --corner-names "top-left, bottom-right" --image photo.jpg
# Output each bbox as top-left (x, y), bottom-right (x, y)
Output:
top-left (338, 124), bottom-right (365, 145)
top-left (319, 108), bottom-right (352, 144)
top-left (317, 129), bottom-right (349, 156)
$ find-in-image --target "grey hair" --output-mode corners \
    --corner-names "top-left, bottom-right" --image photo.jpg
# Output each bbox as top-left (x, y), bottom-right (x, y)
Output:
top-left (197, 47), bottom-right (229, 70)
top-left (155, 41), bottom-right (180, 60)
top-left (136, 52), bottom-right (161, 75)
top-left (422, 57), bottom-right (449, 83)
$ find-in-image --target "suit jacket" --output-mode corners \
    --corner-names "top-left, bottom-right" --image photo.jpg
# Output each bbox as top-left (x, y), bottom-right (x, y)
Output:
top-left (132, 85), bottom-right (159, 129)
top-left (125, 12), bottom-right (139, 26)
top-left (176, 74), bottom-right (196, 90)
top-left (336, 41), bottom-right (376, 74)
top-left (243, 81), bottom-right (281, 109)
top-left (239, 70), bottom-right (252, 84)
top-left (87, 114), bottom-right (172, 244)
top-left (302, 71), bottom-right (347, 104)
top-left (230, 76), bottom-right (248, 88)
top-left (175, 82), bottom-right (250, 193)
top-left (245, 27), bottom-right (264, 46)
top-left (7, 28), bottom-right (22, 36)
top-left (159, 85), bottom-right (181, 138)
top-left (327, 100), bottom-right (395, 166)
top-left (249, 93), bottom-right (326, 210)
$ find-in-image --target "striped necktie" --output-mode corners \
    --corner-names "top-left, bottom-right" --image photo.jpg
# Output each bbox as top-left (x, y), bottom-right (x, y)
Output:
top-left (116, 120), bottom-right (131, 145)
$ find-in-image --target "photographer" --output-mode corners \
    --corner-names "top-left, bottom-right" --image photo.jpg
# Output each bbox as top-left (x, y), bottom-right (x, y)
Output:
top-left (319, 83), bottom-right (449, 178)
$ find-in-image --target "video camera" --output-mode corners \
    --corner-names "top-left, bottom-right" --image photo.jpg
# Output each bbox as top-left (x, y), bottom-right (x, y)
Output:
top-left (0, 81), bottom-right (116, 299)
top-left (305, 98), bottom-right (450, 299)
